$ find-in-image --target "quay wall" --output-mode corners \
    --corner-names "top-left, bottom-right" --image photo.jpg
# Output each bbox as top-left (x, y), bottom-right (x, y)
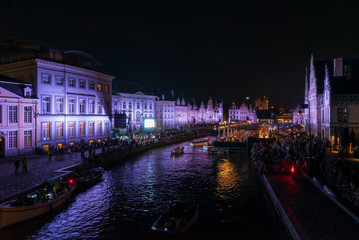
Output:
top-left (260, 174), bottom-right (301, 240)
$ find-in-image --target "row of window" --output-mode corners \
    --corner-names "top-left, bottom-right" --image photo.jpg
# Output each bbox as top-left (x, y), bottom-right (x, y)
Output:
top-left (42, 96), bottom-right (103, 114)
top-left (114, 101), bottom-right (154, 110)
top-left (2, 106), bottom-right (33, 124)
top-left (41, 121), bottom-right (110, 140)
top-left (41, 73), bottom-right (109, 93)
top-left (8, 130), bottom-right (32, 149)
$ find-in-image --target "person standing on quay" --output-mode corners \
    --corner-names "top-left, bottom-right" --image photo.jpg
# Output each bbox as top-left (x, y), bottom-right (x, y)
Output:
top-left (14, 158), bottom-right (20, 173)
top-left (22, 157), bottom-right (28, 172)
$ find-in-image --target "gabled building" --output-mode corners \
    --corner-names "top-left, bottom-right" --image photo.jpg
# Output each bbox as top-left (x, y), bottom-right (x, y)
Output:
top-left (304, 55), bottom-right (359, 146)
top-left (0, 75), bottom-right (38, 156)
top-left (228, 102), bottom-right (257, 123)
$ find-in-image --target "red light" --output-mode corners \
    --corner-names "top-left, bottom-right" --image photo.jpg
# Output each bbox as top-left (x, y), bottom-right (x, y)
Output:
top-left (290, 166), bottom-right (295, 173)
top-left (68, 179), bottom-right (74, 184)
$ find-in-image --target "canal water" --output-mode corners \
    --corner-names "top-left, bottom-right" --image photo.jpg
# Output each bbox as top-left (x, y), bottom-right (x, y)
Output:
top-left (2, 141), bottom-right (288, 240)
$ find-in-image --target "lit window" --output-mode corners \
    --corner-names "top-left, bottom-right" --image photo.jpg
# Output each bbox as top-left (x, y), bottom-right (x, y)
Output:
top-left (24, 106), bottom-right (32, 123)
top-left (68, 122), bottom-right (75, 137)
top-left (9, 106), bottom-right (18, 123)
top-left (56, 123), bottom-right (63, 138)
top-left (24, 130), bottom-right (32, 147)
top-left (79, 122), bottom-right (85, 136)
top-left (89, 122), bottom-right (94, 135)
top-left (97, 122), bottom-right (102, 135)
top-left (97, 83), bottom-right (102, 92)
top-left (42, 123), bottom-right (50, 140)
top-left (104, 84), bottom-right (109, 93)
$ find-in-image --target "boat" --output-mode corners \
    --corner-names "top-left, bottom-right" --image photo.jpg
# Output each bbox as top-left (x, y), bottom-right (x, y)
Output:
top-left (189, 138), bottom-right (209, 147)
top-left (150, 200), bottom-right (199, 236)
top-left (203, 144), bottom-right (214, 152)
top-left (0, 177), bottom-right (76, 229)
top-left (171, 146), bottom-right (184, 156)
top-left (77, 167), bottom-right (104, 189)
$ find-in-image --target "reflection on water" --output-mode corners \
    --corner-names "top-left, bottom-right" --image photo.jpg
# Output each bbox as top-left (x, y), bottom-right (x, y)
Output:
top-left (0, 142), bottom-right (288, 240)
top-left (216, 158), bottom-right (241, 201)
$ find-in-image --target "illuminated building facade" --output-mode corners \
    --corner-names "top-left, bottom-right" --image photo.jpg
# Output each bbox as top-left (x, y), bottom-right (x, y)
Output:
top-left (228, 103), bottom-right (257, 123)
top-left (112, 80), bottom-right (156, 131)
top-left (304, 55), bottom-right (359, 145)
top-left (0, 76), bottom-right (38, 156)
top-left (0, 39), bottom-right (114, 152)
top-left (254, 96), bottom-right (269, 110)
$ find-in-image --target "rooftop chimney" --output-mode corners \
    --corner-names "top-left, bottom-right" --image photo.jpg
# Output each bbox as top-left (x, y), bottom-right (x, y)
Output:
top-left (333, 58), bottom-right (343, 77)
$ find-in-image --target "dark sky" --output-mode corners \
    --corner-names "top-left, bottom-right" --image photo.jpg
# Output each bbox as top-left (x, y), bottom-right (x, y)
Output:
top-left (1, 0), bottom-right (359, 107)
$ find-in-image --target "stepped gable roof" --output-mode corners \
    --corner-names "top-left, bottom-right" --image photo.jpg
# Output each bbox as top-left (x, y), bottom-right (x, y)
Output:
top-left (112, 79), bottom-right (152, 95)
top-left (153, 89), bottom-right (177, 101)
top-left (0, 74), bottom-right (36, 98)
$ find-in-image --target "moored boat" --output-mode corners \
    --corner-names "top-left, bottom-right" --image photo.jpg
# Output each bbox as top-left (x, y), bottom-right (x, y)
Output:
top-left (171, 146), bottom-right (184, 156)
top-left (203, 144), bottom-right (214, 152)
top-left (189, 138), bottom-right (209, 147)
top-left (150, 199), bottom-right (199, 236)
top-left (0, 177), bottom-right (76, 229)
top-left (77, 167), bottom-right (104, 189)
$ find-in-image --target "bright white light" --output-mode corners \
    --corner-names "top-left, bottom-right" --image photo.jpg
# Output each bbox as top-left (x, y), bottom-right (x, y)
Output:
top-left (144, 119), bottom-right (155, 128)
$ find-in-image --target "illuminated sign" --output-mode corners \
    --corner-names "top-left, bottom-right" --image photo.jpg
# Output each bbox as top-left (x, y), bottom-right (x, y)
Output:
top-left (144, 119), bottom-right (155, 128)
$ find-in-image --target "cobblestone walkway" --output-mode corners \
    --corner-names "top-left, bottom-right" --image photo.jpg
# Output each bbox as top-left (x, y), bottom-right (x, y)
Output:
top-left (0, 150), bottom-right (101, 200)
top-left (267, 173), bottom-right (359, 240)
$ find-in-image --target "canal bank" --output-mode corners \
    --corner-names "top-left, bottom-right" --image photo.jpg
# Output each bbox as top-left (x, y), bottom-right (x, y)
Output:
top-left (0, 132), bottom-right (209, 203)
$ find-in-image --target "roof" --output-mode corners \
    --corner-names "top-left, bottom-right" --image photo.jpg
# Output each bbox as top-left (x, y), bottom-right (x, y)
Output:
top-left (0, 38), bottom-right (103, 72)
top-left (112, 79), bottom-right (153, 95)
top-left (309, 58), bottom-right (359, 94)
top-left (0, 74), bottom-right (36, 98)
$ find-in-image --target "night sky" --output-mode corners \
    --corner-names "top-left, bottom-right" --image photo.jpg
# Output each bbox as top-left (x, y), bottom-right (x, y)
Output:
top-left (1, 0), bottom-right (359, 107)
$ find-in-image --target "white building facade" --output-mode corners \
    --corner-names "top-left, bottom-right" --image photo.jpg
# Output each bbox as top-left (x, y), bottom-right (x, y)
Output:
top-left (0, 39), bottom-right (114, 151)
top-left (0, 77), bottom-right (38, 156)
top-left (229, 103), bottom-right (257, 123)
top-left (112, 80), bottom-right (157, 131)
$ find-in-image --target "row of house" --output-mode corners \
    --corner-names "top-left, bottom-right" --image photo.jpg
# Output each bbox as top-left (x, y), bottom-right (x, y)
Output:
top-left (0, 39), bottom-right (223, 157)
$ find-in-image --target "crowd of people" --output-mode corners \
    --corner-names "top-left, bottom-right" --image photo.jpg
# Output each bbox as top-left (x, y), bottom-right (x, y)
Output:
top-left (251, 128), bottom-right (359, 208)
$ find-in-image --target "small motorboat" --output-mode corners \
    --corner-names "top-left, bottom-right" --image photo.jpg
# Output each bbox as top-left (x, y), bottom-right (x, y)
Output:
top-left (77, 167), bottom-right (104, 189)
top-left (0, 177), bottom-right (76, 229)
top-left (150, 200), bottom-right (199, 236)
top-left (203, 143), bottom-right (214, 152)
top-left (189, 138), bottom-right (209, 147)
top-left (171, 146), bottom-right (184, 156)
